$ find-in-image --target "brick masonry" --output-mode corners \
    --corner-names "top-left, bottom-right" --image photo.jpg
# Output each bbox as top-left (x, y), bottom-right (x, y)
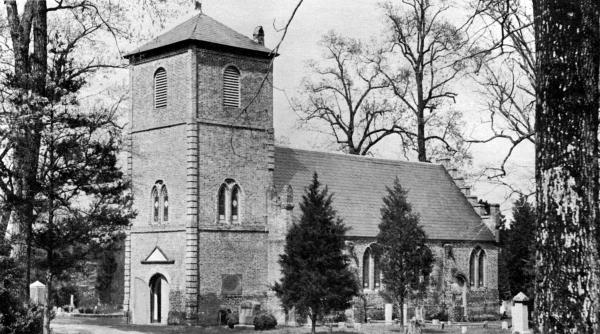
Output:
top-left (125, 30), bottom-right (499, 326)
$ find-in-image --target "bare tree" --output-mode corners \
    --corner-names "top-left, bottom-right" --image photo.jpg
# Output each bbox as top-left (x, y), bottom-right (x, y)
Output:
top-left (296, 32), bottom-right (404, 155)
top-left (533, 0), bottom-right (600, 332)
top-left (468, 0), bottom-right (535, 197)
top-left (379, 0), bottom-right (475, 162)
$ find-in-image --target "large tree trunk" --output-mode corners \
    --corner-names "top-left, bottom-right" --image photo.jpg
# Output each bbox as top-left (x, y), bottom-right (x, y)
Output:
top-left (4, 1), bottom-right (47, 299)
top-left (533, 0), bottom-right (600, 332)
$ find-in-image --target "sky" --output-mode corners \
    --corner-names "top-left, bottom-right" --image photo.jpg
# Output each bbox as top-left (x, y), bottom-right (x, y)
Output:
top-left (136, 0), bottom-right (535, 219)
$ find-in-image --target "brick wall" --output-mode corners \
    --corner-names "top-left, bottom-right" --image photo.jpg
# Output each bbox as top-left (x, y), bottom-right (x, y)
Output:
top-left (127, 47), bottom-right (194, 323)
top-left (193, 47), bottom-right (274, 324)
top-left (348, 239), bottom-right (499, 322)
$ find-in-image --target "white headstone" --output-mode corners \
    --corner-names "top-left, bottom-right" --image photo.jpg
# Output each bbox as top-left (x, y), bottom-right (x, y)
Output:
top-left (29, 281), bottom-right (47, 306)
top-left (512, 292), bottom-right (531, 334)
top-left (461, 326), bottom-right (468, 333)
top-left (385, 303), bottom-right (393, 325)
top-left (502, 321), bottom-right (509, 330)
top-left (402, 303), bottom-right (408, 325)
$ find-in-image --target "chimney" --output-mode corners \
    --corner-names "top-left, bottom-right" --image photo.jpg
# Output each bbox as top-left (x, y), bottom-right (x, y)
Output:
top-left (193, 1), bottom-right (202, 12)
top-left (483, 203), bottom-right (501, 243)
top-left (253, 26), bottom-right (265, 45)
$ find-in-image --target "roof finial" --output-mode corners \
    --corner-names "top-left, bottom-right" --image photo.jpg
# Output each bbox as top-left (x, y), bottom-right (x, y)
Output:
top-left (194, 0), bottom-right (202, 13)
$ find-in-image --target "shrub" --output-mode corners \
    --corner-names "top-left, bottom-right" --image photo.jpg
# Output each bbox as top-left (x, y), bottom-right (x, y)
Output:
top-left (425, 304), bottom-right (448, 321)
top-left (1, 305), bottom-right (44, 334)
top-left (449, 306), bottom-right (464, 322)
top-left (366, 308), bottom-right (385, 321)
top-left (52, 285), bottom-right (80, 307)
top-left (253, 313), bottom-right (277, 330)
top-left (332, 312), bottom-right (346, 322)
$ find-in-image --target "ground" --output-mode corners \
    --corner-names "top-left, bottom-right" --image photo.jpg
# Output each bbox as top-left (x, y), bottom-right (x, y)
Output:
top-left (51, 317), bottom-right (509, 334)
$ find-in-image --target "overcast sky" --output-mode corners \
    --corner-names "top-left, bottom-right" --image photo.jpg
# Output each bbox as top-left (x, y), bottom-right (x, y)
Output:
top-left (153, 0), bottom-right (535, 219)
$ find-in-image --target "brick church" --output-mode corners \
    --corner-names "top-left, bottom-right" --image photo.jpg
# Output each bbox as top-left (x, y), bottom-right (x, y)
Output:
top-left (123, 13), bottom-right (500, 325)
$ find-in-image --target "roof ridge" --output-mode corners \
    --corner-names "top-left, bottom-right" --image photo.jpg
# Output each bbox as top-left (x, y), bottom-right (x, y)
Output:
top-left (189, 13), bottom-right (202, 40)
top-left (274, 145), bottom-right (443, 168)
top-left (125, 13), bottom-right (272, 58)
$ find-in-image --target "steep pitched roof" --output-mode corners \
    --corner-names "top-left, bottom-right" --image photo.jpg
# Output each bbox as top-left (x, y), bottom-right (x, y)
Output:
top-left (125, 14), bottom-right (272, 57)
top-left (274, 147), bottom-right (495, 242)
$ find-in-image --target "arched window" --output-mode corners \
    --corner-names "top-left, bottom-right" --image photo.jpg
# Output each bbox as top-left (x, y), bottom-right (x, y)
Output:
top-left (478, 249), bottom-right (486, 287)
top-left (218, 184), bottom-right (227, 221)
top-left (469, 250), bottom-right (477, 286)
top-left (223, 66), bottom-right (240, 107)
top-left (231, 185), bottom-right (240, 222)
top-left (154, 68), bottom-right (167, 109)
top-left (151, 186), bottom-right (159, 223)
top-left (150, 181), bottom-right (169, 224)
top-left (217, 180), bottom-right (243, 223)
top-left (373, 253), bottom-right (381, 289)
top-left (161, 186), bottom-right (169, 222)
top-left (469, 247), bottom-right (486, 287)
top-left (363, 248), bottom-right (371, 288)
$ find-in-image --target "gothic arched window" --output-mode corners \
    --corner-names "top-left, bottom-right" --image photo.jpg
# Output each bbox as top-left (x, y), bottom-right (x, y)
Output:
top-left (150, 181), bottom-right (168, 224)
top-left (478, 249), bottom-right (486, 287)
top-left (469, 247), bottom-right (486, 287)
top-left (154, 68), bottom-right (167, 109)
top-left (231, 185), bottom-right (240, 222)
top-left (218, 184), bottom-right (227, 221)
top-left (151, 186), bottom-right (159, 223)
top-left (363, 248), bottom-right (371, 288)
top-left (373, 253), bottom-right (381, 289)
top-left (217, 179), bottom-right (243, 224)
top-left (223, 66), bottom-right (240, 107)
top-left (161, 185), bottom-right (169, 222)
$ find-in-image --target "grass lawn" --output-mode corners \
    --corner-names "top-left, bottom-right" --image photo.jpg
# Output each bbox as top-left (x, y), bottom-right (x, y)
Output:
top-left (52, 317), bottom-right (510, 334)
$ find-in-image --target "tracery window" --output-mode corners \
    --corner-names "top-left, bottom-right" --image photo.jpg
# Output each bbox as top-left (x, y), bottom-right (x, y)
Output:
top-left (150, 181), bottom-right (169, 224)
top-left (469, 247), bottom-right (486, 287)
top-left (363, 245), bottom-right (381, 290)
top-left (217, 179), bottom-right (243, 223)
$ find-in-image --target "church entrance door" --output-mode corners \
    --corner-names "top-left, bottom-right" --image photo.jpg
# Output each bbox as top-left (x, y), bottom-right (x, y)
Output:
top-left (149, 274), bottom-right (168, 323)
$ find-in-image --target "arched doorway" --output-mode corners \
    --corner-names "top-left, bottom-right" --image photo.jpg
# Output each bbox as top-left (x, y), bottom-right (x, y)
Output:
top-left (149, 274), bottom-right (168, 324)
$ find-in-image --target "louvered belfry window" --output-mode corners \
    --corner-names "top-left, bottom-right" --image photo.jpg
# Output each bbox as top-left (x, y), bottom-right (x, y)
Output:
top-left (223, 66), bottom-right (240, 107)
top-left (154, 68), bottom-right (167, 108)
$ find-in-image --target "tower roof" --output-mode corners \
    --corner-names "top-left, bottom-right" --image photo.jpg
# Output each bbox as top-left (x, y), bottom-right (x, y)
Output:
top-left (125, 14), bottom-right (273, 58)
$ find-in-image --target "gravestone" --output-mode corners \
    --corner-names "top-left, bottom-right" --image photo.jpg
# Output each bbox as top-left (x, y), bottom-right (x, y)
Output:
top-left (512, 292), bottom-right (531, 334)
top-left (29, 281), bottom-right (47, 305)
top-left (385, 303), bottom-right (393, 325)
top-left (239, 301), bottom-right (261, 325)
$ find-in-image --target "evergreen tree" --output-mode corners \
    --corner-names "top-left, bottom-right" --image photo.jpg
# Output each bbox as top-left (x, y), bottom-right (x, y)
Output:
top-left (377, 178), bottom-right (433, 326)
top-left (273, 173), bottom-right (358, 334)
top-left (500, 196), bottom-right (536, 301)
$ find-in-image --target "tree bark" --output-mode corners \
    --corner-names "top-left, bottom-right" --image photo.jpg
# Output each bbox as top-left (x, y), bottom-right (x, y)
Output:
top-left (4, 1), bottom-right (47, 300)
top-left (533, 0), bottom-right (600, 332)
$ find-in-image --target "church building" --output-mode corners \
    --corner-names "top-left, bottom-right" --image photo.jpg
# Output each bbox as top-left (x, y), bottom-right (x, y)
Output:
top-left (123, 13), bottom-right (500, 325)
